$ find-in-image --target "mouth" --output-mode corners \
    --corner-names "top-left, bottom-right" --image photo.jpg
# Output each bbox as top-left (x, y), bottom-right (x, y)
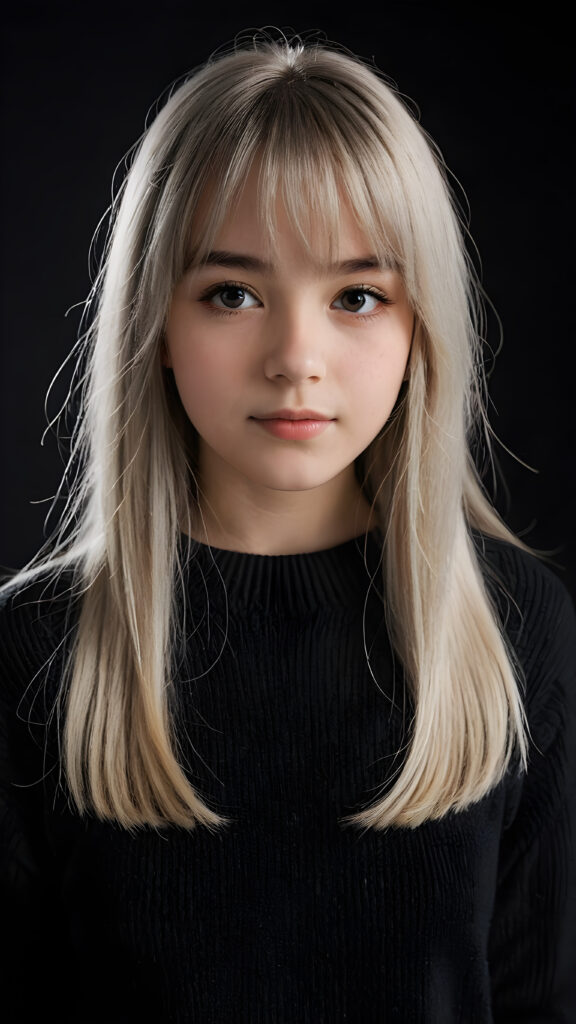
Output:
top-left (250, 409), bottom-right (334, 422)
top-left (249, 411), bottom-right (334, 441)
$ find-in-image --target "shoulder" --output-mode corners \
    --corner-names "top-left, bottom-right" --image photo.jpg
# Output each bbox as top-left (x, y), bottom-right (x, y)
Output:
top-left (0, 567), bottom-right (80, 706)
top-left (473, 532), bottom-right (575, 643)
top-left (0, 566), bottom-right (79, 636)
top-left (475, 527), bottom-right (572, 599)
top-left (474, 532), bottom-right (576, 725)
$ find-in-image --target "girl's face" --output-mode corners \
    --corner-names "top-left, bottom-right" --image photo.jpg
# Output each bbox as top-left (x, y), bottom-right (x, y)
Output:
top-left (164, 168), bottom-right (413, 530)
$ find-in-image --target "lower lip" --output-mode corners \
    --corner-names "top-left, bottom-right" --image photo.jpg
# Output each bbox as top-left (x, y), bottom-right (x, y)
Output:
top-left (252, 418), bottom-right (333, 440)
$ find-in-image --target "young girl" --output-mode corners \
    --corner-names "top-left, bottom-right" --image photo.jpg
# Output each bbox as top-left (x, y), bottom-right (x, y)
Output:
top-left (1, 31), bottom-right (575, 1023)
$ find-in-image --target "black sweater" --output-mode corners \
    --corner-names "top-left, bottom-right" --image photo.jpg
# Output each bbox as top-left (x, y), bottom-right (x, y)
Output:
top-left (1, 532), bottom-right (575, 1023)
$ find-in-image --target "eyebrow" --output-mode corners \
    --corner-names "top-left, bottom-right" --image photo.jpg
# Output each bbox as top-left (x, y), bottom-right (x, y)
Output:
top-left (197, 250), bottom-right (392, 275)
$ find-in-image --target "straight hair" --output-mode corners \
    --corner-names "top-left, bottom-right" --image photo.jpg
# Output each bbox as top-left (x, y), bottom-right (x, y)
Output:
top-left (5, 35), bottom-right (528, 830)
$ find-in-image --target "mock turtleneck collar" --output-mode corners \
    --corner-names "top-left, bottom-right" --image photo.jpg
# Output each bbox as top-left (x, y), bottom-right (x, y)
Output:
top-left (179, 530), bottom-right (384, 614)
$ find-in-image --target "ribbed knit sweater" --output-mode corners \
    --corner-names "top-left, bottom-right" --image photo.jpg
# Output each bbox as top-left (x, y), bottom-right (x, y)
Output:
top-left (1, 532), bottom-right (575, 1023)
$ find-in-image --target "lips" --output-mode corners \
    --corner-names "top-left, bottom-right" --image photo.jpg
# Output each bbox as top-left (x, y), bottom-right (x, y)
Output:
top-left (251, 409), bottom-right (333, 421)
top-left (250, 410), bottom-right (334, 441)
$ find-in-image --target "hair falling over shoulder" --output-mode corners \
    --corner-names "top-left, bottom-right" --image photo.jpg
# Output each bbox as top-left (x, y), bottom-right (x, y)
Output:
top-left (6, 30), bottom-right (528, 830)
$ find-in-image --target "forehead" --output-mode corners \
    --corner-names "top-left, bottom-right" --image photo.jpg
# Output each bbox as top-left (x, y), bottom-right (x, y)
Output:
top-left (193, 161), bottom-right (384, 273)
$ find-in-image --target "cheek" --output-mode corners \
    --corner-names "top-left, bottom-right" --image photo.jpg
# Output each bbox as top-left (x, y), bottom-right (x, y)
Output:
top-left (345, 344), bottom-right (409, 416)
top-left (171, 356), bottom-right (212, 420)
top-left (169, 344), bottom-right (242, 429)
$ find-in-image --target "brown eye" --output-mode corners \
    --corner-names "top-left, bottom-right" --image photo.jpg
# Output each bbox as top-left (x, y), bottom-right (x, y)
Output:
top-left (218, 286), bottom-right (247, 308)
top-left (332, 287), bottom-right (388, 314)
top-left (340, 289), bottom-right (369, 312)
top-left (203, 283), bottom-right (261, 310)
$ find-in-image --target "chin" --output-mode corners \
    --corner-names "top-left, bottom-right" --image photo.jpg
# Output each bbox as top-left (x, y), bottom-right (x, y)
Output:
top-left (246, 465), bottom-right (341, 493)
top-left (257, 475), bottom-right (332, 493)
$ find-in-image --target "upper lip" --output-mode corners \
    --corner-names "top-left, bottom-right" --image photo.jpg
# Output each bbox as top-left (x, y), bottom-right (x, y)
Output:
top-left (251, 409), bottom-right (333, 421)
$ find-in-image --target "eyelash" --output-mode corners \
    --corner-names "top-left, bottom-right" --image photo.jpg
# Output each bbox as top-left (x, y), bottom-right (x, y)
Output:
top-left (198, 280), bottom-right (393, 319)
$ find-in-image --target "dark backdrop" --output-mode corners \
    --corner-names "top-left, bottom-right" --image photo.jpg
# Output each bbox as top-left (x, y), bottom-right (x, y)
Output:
top-left (1, 3), bottom-right (574, 595)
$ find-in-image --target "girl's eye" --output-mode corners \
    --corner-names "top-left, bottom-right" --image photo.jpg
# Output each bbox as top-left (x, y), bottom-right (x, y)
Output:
top-left (202, 283), bottom-right (260, 310)
top-left (332, 288), bottom-right (389, 314)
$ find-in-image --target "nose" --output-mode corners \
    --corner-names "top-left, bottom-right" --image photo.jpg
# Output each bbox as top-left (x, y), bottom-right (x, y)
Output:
top-left (263, 307), bottom-right (326, 384)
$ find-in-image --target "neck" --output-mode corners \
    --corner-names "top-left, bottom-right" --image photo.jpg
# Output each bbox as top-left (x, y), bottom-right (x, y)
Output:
top-left (187, 471), bottom-right (375, 556)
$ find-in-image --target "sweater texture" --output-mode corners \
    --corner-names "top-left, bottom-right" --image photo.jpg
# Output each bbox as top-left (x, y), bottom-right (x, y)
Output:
top-left (1, 531), bottom-right (575, 1022)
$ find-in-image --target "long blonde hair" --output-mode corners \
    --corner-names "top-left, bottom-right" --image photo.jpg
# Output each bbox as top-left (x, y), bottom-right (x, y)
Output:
top-left (7, 33), bottom-right (528, 830)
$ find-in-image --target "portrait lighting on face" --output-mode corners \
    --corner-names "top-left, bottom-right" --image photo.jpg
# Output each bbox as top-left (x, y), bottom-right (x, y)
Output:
top-left (163, 163), bottom-right (414, 554)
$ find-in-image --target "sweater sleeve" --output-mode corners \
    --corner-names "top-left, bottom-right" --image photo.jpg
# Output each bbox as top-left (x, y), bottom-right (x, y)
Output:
top-left (0, 577), bottom-right (75, 1019)
top-left (487, 551), bottom-right (576, 1021)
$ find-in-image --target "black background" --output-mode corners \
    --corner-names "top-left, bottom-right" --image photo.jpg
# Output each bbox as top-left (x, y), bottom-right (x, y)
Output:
top-left (1, 3), bottom-right (574, 594)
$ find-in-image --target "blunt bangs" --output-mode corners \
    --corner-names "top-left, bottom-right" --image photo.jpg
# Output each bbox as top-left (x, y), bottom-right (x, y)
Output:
top-left (181, 52), bottom-right (414, 282)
